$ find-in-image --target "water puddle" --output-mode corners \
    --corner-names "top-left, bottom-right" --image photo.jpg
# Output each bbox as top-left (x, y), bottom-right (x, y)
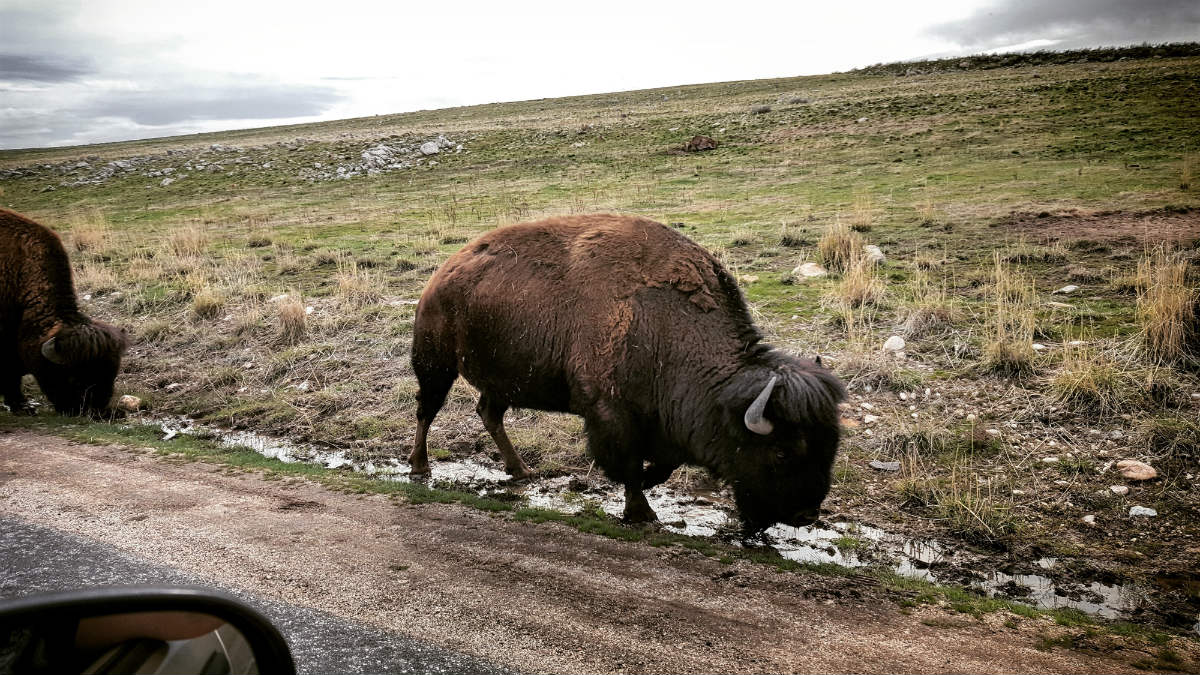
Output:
top-left (148, 418), bottom-right (1186, 627)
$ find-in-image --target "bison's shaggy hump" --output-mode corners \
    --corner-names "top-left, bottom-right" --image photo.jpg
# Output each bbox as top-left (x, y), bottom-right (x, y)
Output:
top-left (1, 208), bottom-right (127, 415)
top-left (412, 214), bottom-right (845, 531)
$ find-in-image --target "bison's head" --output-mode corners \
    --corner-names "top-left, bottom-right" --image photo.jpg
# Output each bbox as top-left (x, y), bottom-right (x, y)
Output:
top-left (716, 360), bottom-right (846, 533)
top-left (35, 321), bottom-right (128, 415)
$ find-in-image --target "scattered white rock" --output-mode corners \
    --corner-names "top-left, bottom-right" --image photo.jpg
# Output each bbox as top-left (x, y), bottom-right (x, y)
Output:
top-left (966, 414), bottom-right (976, 421)
top-left (1011, 489), bottom-right (1026, 495)
top-left (164, 383), bottom-right (183, 391)
top-left (863, 244), bottom-right (885, 264)
top-left (1116, 459), bottom-right (1156, 481)
top-left (860, 402), bottom-right (874, 410)
top-left (1046, 301), bottom-right (1075, 309)
top-left (1082, 515), bottom-right (1097, 526)
top-left (898, 392), bottom-right (908, 401)
top-left (856, 117), bottom-right (868, 123)
top-left (863, 414), bottom-right (879, 424)
top-left (571, 141), bottom-right (587, 148)
top-left (793, 261), bottom-right (827, 278)
top-left (868, 460), bottom-right (900, 472)
top-left (419, 141), bottom-right (440, 156)
top-left (882, 335), bottom-right (906, 353)
top-left (116, 395), bottom-right (141, 412)
top-left (1128, 506), bottom-right (1157, 517)
top-left (1110, 485), bottom-right (1130, 496)
top-left (985, 428), bottom-right (1001, 437)
top-left (1109, 430), bottom-right (1124, 440)
top-left (1042, 456), bottom-right (1060, 464)
top-left (1032, 343), bottom-right (1047, 351)
top-left (161, 427), bottom-right (178, 441)
top-left (1052, 285), bottom-right (1079, 295)
top-left (160, 177), bottom-right (175, 187)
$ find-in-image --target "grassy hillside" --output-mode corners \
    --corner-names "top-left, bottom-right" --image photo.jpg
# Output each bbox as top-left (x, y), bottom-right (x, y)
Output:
top-left (2, 45), bottom-right (1198, 610)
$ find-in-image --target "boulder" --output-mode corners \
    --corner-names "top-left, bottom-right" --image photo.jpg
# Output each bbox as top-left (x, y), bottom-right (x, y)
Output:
top-left (1128, 506), bottom-right (1157, 517)
top-left (882, 335), bottom-right (906, 353)
top-left (419, 141), bottom-right (440, 156)
top-left (1116, 459), bottom-right (1156, 481)
top-left (684, 135), bottom-right (718, 152)
top-left (116, 395), bottom-right (142, 412)
top-left (793, 262), bottom-right (827, 278)
top-left (863, 244), bottom-right (885, 264)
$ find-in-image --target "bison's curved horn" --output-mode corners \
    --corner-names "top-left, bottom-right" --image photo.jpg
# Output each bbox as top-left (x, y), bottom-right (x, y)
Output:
top-left (743, 374), bottom-right (778, 435)
top-left (41, 336), bottom-right (69, 365)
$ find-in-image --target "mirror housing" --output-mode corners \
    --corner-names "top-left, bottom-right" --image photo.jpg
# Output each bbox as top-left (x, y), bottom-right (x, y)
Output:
top-left (0, 586), bottom-right (295, 675)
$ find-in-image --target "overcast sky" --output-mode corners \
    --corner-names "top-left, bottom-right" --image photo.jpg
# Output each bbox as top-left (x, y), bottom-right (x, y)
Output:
top-left (1, 0), bottom-right (1197, 150)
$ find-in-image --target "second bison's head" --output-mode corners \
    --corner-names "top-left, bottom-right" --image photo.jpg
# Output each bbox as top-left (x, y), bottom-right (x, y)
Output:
top-left (36, 321), bottom-right (128, 415)
top-left (714, 359), bottom-right (846, 533)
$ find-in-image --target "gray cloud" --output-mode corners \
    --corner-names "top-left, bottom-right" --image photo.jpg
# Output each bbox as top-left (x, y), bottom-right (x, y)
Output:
top-left (82, 80), bottom-right (345, 126)
top-left (0, 54), bottom-right (93, 82)
top-left (928, 0), bottom-right (1200, 49)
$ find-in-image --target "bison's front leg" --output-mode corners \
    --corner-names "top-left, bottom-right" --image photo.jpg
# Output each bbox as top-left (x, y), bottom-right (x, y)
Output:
top-left (1, 366), bottom-right (35, 416)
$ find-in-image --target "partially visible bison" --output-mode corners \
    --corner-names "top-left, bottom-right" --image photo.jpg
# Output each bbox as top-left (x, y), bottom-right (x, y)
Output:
top-left (410, 214), bottom-right (845, 531)
top-left (1, 208), bottom-right (128, 415)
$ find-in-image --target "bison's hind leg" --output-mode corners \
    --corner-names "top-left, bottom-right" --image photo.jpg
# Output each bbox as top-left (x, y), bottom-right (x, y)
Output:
top-left (409, 359), bottom-right (457, 477)
top-left (0, 363), bottom-right (35, 416)
top-left (476, 393), bottom-right (533, 480)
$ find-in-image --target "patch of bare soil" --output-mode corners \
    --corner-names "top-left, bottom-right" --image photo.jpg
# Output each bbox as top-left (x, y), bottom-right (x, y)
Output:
top-left (0, 430), bottom-right (1183, 674)
top-left (1002, 207), bottom-right (1200, 245)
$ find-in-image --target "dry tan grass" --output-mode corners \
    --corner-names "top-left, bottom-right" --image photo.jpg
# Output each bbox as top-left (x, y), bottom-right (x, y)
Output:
top-left (74, 259), bottom-right (119, 294)
top-left (335, 256), bottom-right (384, 307)
top-left (192, 287), bottom-right (225, 319)
top-left (1136, 246), bottom-right (1197, 364)
top-left (817, 218), bottom-right (863, 272)
top-left (901, 270), bottom-right (961, 337)
top-left (68, 208), bottom-right (111, 253)
top-left (832, 247), bottom-right (885, 309)
top-left (982, 252), bottom-right (1036, 375)
top-left (1050, 341), bottom-right (1140, 416)
top-left (278, 294), bottom-right (308, 344)
top-left (849, 195), bottom-right (874, 232)
top-left (168, 224), bottom-right (209, 257)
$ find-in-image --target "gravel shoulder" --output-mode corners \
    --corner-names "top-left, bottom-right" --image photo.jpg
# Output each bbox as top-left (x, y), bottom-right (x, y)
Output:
top-left (0, 429), bottom-right (1161, 674)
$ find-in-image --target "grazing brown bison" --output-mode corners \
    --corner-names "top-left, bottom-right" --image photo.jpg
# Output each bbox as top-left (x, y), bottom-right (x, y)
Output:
top-left (0, 208), bottom-right (128, 415)
top-left (410, 214), bottom-right (845, 531)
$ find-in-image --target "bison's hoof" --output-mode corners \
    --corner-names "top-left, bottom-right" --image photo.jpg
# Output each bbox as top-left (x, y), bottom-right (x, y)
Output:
top-left (7, 402), bottom-right (37, 416)
top-left (505, 466), bottom-right (534, 482)
top-left (621, 507), bottom-right (659, 525)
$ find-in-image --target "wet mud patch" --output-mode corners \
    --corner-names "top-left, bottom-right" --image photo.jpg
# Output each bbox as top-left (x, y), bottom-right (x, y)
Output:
top-left (1000, 207), bottom-right (1200, 244)
top-left (149, 417), bottom-right (1199, 633)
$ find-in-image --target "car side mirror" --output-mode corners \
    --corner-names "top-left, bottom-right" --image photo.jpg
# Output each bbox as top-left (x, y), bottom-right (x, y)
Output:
top-left (0, 586), bottom-right (295, 675)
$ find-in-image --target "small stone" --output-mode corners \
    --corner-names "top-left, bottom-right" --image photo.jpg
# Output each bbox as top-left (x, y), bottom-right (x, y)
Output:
top-left (882, 335), bottom-right (906, 353)
top-left (1109, 430), bottom-right (1124, 440)
top-left (160, 177), bottom-right (175, 187)
top-left (164, 383), bottom-right (183, 391)
top-left (740, 274), bottom-right (759, 284)
top-left (1011, 489), bottom-right (1025, 495)
top-left (1082, 515), bottom-right (1097, 526)
top-left (1042, 456), bottom-right (1059, 464)
top-left (793, 262), bottom-right (827, 278)
top-left (869, 460), bottom-right (901, 472)
top-left (116, 395), bottom-right (141, 412)
top-left (985, 428), bottom-right (1001, 437)
top-left (1116, 459), bottom-right (1156, 481)
top-left (966, 414), bottom-right (976, 421)
top-left (860, 402), bottom-right (874, 410)
top-left (419, 141), bottom-right (440, 155)
top-left (1110, 485), bottom-right (1129, 496)
top-left (863, 244), bottom-right (885, 264)
top-left (863, 414), bottom-right (879, 424)
top-left (1032, 343), bottom-right (1047, 351)
top-left (1052, 285), bottom-right (1079, 295)
top-left (899, 392), bottom-right (907, 401)
top-left (1128, 506), bottom-right (1157, 517)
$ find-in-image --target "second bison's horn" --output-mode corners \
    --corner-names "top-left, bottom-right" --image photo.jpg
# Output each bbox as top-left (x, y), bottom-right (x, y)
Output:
top-left (744, 374), bottom-right (778, 435)
top-left (41, 336), bottom-right (68, 365)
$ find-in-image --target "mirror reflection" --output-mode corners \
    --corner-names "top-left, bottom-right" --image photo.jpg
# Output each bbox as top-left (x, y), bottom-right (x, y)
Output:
top-left (2, 610), bottom-right (258, 675)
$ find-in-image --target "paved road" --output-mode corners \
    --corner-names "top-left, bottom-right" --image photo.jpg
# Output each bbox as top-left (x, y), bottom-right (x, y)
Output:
top-left (0, 515), bottom-right (510, 675)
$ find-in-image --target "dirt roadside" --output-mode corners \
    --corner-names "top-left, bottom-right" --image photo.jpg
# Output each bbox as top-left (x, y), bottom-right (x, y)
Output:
top-left (0, 430), bottom-right (1171, 674)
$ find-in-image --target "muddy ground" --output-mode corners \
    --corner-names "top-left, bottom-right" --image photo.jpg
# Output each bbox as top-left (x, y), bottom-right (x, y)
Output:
top-left (1, 429), bottom-right (1194, 674)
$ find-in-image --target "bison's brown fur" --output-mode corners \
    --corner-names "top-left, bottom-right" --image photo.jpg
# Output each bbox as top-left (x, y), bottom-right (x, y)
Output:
top-left (411, 214), bottom-right (845, 531)
top-left (1, 208), bottom-right (127, 415)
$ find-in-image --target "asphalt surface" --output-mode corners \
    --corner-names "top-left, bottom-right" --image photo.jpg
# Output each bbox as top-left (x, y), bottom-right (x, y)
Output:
top-left (0, 515), bottom-right (510, 675)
